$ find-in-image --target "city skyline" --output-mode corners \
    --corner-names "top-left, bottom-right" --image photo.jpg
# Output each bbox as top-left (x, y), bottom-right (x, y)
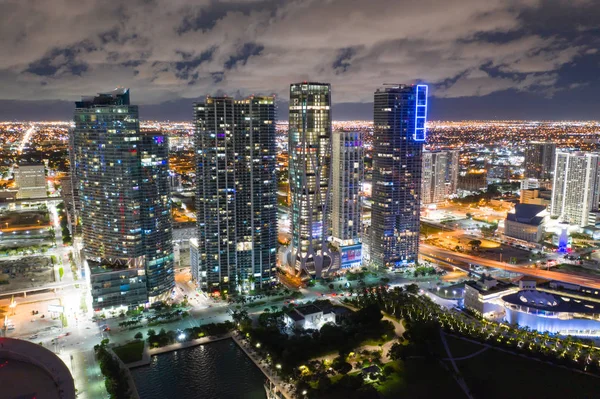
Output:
top-left (4, 2), bottom-right (600, 398)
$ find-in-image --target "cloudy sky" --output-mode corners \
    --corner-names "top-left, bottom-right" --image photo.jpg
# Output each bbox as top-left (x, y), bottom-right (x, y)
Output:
top-left (0, 0), bottom-right (599, 120)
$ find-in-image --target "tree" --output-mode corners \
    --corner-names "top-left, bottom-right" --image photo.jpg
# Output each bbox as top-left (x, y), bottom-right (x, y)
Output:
top-left (147, 329), bottom-right (156, 337)
top-left (468, 239), bottom-right (482, 251)
top-left (328, 283), bottom-right (335, 290)
top-left (134, 332), bottom-right (143, 340)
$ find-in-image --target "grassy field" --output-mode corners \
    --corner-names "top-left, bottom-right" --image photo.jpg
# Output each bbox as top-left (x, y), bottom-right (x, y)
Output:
top-left (374, 358), bottom-right (464, 398)
top-left (113, 341), bottom-right (145, 364)
top-left (457, 343), bottom-right (600, 398)
top-left (374, 332), bottom-right (600, 398)
top-left (443, 335), bottom-right (600, 399)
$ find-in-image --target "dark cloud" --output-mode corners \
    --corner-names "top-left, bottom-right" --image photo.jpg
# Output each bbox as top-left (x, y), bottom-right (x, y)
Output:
top-left (175, 47), bottom-right (218, 80)
top-left (0, 0), bottom-right (598, 119)
top-left (332, 47), bottom-right (357, 74)
top-left (26, 41), bottom-right (96, 77)
top-left (224, 43), bottom-right (265, 69)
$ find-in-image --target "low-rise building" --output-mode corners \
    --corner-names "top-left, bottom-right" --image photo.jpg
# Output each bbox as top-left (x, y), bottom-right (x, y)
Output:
top-left (464, 277), bottom-right (516, 319)
top-left (283, 304), bottom-right (335, 330)
top-left (87, 260), bottom-right (148, 313)
top-left (15, 164), bottom-right (46, 199)
top-left (502, 289), bottom-right (600, 336)
top-left (520, 188), bottom-right (551, 207)
top-left (504, 203), bottom-right (547, 243)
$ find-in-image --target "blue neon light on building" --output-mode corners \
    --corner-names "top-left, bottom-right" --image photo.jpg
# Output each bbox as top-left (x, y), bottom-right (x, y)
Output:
top-left (413, 84), bottom-right (428, 141)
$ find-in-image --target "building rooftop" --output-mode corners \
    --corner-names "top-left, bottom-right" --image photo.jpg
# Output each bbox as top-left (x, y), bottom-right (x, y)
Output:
top-left (506, 203), bottom-right (546, 225)
top-left (502, 290), bottom-right (600, 314)
top-left (286, 311), bottom-right (305, 322)
top-left (465, 279), bottom-right (514, 295)
top-left (76, 88), bottom-right (130, 108)
top-left (295, 304), bottom-right (323, 316)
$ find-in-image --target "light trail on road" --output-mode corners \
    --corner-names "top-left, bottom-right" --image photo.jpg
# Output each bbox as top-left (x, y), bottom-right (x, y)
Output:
top-left (421, 243), bottom-right (600, 290)
top-left (18, 124), bottom-right (37, 153)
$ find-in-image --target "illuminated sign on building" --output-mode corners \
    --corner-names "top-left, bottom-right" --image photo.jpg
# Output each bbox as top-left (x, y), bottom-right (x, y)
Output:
top-left (413, 84), bottom-right (428, 142)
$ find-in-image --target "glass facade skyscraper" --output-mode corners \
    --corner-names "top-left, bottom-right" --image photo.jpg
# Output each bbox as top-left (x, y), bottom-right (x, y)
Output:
top-left (288, 82), bottom-right (333, 278)
top-left (524, 141), bottom-right (556, 181)
top-left (370, 84), bottom-right (428, 268)
top-left (194, 96), bottom-right (277, 295)
top-left (73, 89), bottom-right (174, 310)
top-left (331, 129), bottom-right (364, 269)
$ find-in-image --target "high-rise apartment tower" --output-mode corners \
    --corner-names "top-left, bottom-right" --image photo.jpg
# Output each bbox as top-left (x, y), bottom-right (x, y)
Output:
top-left (331, 130), bottom-right (364, 269)
top-left (551, 151), bottom-right (600, 227)
top-left (370, 84), bottom-right (427, 268)
top-left (194, 96), bottom-right (277, 295)
top-left (73, 89), bottom-right (174, 310)
top-left (287, 82), bottom-right (333, 278)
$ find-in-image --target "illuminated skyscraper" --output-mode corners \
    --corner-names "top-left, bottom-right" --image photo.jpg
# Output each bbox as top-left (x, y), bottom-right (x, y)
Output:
top-left (551, 151), bottom-right (600, 227)
top-left (524, 142), bottom-right (556, 181)
top-left (370, 84), bottom-right (427, 268)
top-left (331, 130), bottom-right (364, 269)
top-left (194, 96), bottom-right (277, 295)
top-left (422, 149), bottom-right (460, 204)
top-left (421, 151), bottom-right (448, 205)
top-left (73, 89), bottom-right (174, 310)
top-left (288, 82), bottom-right (333, 278)
top-left (446, 149), bottom-right (460, 196)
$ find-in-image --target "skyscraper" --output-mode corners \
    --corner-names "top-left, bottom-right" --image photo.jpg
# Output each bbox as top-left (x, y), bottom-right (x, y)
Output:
top-left (139, 132), bottom-right (175, 299)
top-left (446, 149), bottom-right (460, 196)
top-left (331, 129), bottom-right (364, 269)
top-left (551, 151), bottom-right (600, 227)
top-left (421, 151), bottom-right (448, 205)
top-left (371, 84), bottom-right (427, 268)
top-left (287, 82), bottom-right (333, 278)
top-left (73, 89), bottom-right (174, 311)
top-left (422, 150), bottom-right (460, 204)
top-left (194, 96), bottom-right (277, 295)
top-left (524, 142), bottom-right (556, 181)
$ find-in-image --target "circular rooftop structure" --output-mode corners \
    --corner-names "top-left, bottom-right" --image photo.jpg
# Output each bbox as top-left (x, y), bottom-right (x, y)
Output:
top-left (0, 337), bottom-right (76, 399)
top-left (503, 290), bottom-right (600, 315)
top-left (517, 290), bottom-right (559, 308)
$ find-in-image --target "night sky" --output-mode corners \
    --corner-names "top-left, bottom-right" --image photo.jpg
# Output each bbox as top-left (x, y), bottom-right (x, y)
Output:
top-left (1, 0), bottom-right (599, 121)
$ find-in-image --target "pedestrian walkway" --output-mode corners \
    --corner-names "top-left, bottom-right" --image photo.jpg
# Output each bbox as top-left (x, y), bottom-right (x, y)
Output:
top-left (439, 330), bottom-right (474, 399)
top-left (231, 332), bottom-right (294, 399)
top-left (70, 349), bottom-right (109, 399)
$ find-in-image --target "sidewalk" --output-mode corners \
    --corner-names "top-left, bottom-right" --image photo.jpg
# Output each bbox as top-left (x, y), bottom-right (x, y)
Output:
top-left (232, 332), bottom-right (294, 399)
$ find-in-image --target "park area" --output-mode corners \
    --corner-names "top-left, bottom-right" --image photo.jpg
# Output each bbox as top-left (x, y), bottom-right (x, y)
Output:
top-left (438, 335), bottom-right (600, 399)
top-left (113, 340), bottom-right (145, 364)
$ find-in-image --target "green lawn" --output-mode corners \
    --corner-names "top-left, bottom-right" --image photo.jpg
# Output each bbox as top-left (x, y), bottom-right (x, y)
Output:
top-left (457, 345), bottom-right (600, 399)
top-left (443, 335), bottom-right (485, 358)
top-left (374, 358), bottom-right (464, 398)
top-left (113, 340), bottom-right (145, 364)
top-left (437, 335), bottom-right (600, 399)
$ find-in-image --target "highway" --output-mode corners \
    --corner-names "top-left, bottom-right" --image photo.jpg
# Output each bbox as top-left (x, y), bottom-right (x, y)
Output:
top-left (421, 243), bottom-right (600, 290)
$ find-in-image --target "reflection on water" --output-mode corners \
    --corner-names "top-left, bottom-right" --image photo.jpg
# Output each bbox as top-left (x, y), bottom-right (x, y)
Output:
top-left (131, 339), bottom-right (267, 399)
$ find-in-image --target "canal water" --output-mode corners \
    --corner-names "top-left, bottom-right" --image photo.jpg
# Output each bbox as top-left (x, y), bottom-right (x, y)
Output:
top-left (131, 339), bottom-right (267, 399)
